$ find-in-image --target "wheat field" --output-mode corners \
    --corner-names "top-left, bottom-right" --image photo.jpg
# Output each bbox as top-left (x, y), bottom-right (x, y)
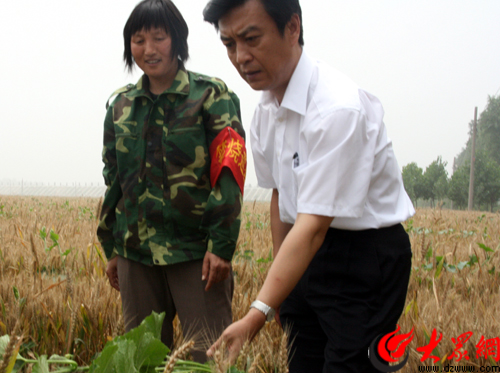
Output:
top-left (0, 195), bottom-right (499, 371)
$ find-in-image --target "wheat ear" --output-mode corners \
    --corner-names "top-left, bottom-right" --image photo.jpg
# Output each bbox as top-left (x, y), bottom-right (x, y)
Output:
top-left (163, 340), bottom-right (195, 373)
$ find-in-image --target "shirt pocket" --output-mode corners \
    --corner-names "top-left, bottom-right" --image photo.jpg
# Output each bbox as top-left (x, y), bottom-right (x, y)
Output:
top-left (163, 125), bottom-right (207, 171)
top-left (114, 121), bottom-right (139, 155)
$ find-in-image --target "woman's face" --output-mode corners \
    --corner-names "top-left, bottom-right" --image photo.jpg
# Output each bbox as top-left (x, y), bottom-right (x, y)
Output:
top-left (131, 27), bottom-right (178, 93)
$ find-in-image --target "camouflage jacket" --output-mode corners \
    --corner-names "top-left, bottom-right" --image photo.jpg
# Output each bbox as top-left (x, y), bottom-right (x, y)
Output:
top-left (97, 66), bottom-right (245, 266)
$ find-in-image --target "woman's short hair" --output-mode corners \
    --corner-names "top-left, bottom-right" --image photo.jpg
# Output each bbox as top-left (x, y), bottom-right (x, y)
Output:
top-left (203, 0), bottom-right (304, 46)
top-left (123, 0), bottom-right (189, 72)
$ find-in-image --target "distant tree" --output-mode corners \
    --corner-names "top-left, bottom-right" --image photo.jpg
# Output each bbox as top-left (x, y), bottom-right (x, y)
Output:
top-left (478, 95), bottom-right (500, 165)
top-left (474, 152), bottom-right (500, 211)
top-left (455, 95), bottom-right (500, 169)
top-left (402, 162), bottom-right (424, 206)
top-left (448, 164), bottom-right (469, 209)
top-left (448, 151), bottom-right (500, 211)
top-left (422, 156), bottom-right (448, 207)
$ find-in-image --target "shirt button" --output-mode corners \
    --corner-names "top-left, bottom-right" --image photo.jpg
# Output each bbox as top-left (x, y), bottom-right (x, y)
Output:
top-left (147, 141), bottom-right (153, 147)
top-left (147, 222), bottom-right (153, 228)
top-left (147, 181), bottom-right (153, 188)
top-left (278, 118), bottom-right (284, 123)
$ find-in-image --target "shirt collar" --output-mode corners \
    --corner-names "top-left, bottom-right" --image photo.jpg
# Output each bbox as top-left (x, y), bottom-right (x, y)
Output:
top-left (125, 63), bottom-right (190, 98)
top-left (259, 50), bottom-right (314, 116)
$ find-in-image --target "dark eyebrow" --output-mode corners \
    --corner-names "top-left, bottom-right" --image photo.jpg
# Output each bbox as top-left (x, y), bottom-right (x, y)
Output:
top-left (237, 25), bottom-right (260, 37)
top-left (220, 25), bottom-right (261, 42)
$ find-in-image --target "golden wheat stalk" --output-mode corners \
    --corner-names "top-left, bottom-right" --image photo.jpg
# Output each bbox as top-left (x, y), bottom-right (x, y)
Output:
top-left (163, 340), bottom-right (195, 373)
top-left (248, 353), bottom-right (260, 373)
top-left (278, 332), bottom-right (289, 373)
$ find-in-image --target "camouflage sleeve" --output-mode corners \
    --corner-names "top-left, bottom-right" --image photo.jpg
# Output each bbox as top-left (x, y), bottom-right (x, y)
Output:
top-left (200, 82), bottom-right (245, 261)
top-left (97, 104), bottom-right (123, 260)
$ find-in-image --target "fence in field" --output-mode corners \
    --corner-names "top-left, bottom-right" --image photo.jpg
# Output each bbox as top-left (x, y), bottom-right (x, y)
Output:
top-left (0, 182), bottom-right (272, 202)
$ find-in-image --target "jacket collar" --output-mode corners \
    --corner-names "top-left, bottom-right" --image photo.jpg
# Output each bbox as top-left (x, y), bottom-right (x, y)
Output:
top-left (125, 62), bottom-right (190, 98)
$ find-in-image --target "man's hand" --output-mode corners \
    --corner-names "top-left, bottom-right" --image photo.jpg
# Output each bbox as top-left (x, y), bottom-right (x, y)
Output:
top-left (202, 251), bottom-right (231, 291)
top-left (106, 256), bottom-right (120, 291)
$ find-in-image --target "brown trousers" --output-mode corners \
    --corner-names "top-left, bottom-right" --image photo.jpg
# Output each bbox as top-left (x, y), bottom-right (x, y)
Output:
top-left (117, 256), bottom-right (233, 362)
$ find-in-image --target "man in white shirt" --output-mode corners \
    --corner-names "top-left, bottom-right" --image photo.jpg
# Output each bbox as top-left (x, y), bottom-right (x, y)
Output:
top-left (204, 0), bottom-right (414, 371)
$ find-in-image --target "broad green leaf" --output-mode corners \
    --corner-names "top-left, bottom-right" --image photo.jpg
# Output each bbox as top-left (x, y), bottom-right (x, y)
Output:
top-left (457, 261), bottom-right (469, 270)
top-left (121, 313), bottom-right (169, 369)
top-left (125, 311), bottom-right (165, 341)
top-left (90, 312), bottom-right (167, 373)
top-left (132, 333), bottom-right (168, 369)
top-left (89, 344), bottom-right (119, 373)
top-left (0, 335), bottom-right (9, 357)
top-left (112, 340), bottom-right (139, 373)
top-left (32, 355), bottom-right (50, 373)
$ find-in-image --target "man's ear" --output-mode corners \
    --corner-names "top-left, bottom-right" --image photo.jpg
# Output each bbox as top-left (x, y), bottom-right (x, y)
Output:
top-left (286, 13), bottom-right (301, 46)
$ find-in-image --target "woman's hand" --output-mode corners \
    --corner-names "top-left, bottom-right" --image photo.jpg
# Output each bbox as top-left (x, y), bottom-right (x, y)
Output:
top-left (106, 256), bottom-right (120, 291)
top-left (207, 308), bottom-right (266, 363)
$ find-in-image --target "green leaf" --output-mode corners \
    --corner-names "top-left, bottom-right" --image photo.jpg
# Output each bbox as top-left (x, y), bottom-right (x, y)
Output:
top-left (39, 227), bottom-right (47, 240)
top-left (425, 247), bottom-right (433, 262)
top-left (111, 340), bottom-right (138, 373)
top-left (128, 331), bottom-right (169, 369)
top-left (445, 264), bottom-right (457, 273)
top-left (49, 230), bottom-right (59, 244)
top-left (434, 258), bottom-right (444, 278)
top-left (468, 255), bottom-right (479, 266)
top-left (61, 249), bottom-right (72, 257)
top-left (422, 263), bottom-right (433, 271)
top-left (89, 344), bottom-right (119, 373)
top-left (32, 355), bottom-right (50, 373)
top-left (89, 312), bottom-right (168, 373)
top-left (0, 335), bottom-right (9, 358)
top-left (478, 243), bottom-right (494, 252)
top-left (457, 261), bottom-right (469, 270)
top-left (228, 366), bottom-right (246, 373)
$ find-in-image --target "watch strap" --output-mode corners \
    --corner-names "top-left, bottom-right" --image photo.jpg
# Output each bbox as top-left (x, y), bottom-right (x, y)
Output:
top-left (250, 300), bottom-right (276, 322)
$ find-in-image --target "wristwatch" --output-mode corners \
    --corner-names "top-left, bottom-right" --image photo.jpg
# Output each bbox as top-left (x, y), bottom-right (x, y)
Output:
top-left (250, 300), bottom-right (276, 322)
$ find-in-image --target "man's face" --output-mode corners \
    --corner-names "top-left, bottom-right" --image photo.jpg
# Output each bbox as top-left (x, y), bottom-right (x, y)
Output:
top-left (218, 0), bottom-right (300, 101)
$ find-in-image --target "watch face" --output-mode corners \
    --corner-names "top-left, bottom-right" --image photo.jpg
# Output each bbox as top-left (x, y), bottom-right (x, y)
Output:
top-left (267, 308), bottom-right (276, 322)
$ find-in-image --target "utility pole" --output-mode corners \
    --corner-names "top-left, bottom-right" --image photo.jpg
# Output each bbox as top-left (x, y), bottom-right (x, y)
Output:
top-left (468, 107), bottom-right (478, 211)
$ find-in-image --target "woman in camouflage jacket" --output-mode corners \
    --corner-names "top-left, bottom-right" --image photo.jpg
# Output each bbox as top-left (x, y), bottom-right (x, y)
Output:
top-left (97, 0), bottom-right (246, 362)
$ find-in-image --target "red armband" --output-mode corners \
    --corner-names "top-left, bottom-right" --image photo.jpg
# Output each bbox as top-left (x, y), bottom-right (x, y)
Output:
top-left (209, 127), bottom-right (246, 194)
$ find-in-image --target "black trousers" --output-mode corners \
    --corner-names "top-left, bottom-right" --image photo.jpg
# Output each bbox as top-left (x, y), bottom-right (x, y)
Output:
top-left (280, 224), bottom-right (412, 373)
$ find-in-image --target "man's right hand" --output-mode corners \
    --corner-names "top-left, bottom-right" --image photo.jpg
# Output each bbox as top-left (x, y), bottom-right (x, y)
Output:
top-left (106, 256), bottom-right (120, 291)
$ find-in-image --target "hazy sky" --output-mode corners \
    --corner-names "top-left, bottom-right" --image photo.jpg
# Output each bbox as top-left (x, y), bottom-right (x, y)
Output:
top-left (1, 0), bottom-right (499, 187)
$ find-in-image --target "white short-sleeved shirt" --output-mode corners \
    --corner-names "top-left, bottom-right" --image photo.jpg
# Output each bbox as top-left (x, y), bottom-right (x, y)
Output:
top-left (250, 51), bottom-right (415, 230)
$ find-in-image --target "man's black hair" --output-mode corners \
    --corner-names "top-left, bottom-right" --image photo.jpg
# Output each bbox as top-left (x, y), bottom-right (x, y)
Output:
top-left (123, 0), bottom-right (189, 72)
top-left (203, 0), bottom-right (304, 46)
